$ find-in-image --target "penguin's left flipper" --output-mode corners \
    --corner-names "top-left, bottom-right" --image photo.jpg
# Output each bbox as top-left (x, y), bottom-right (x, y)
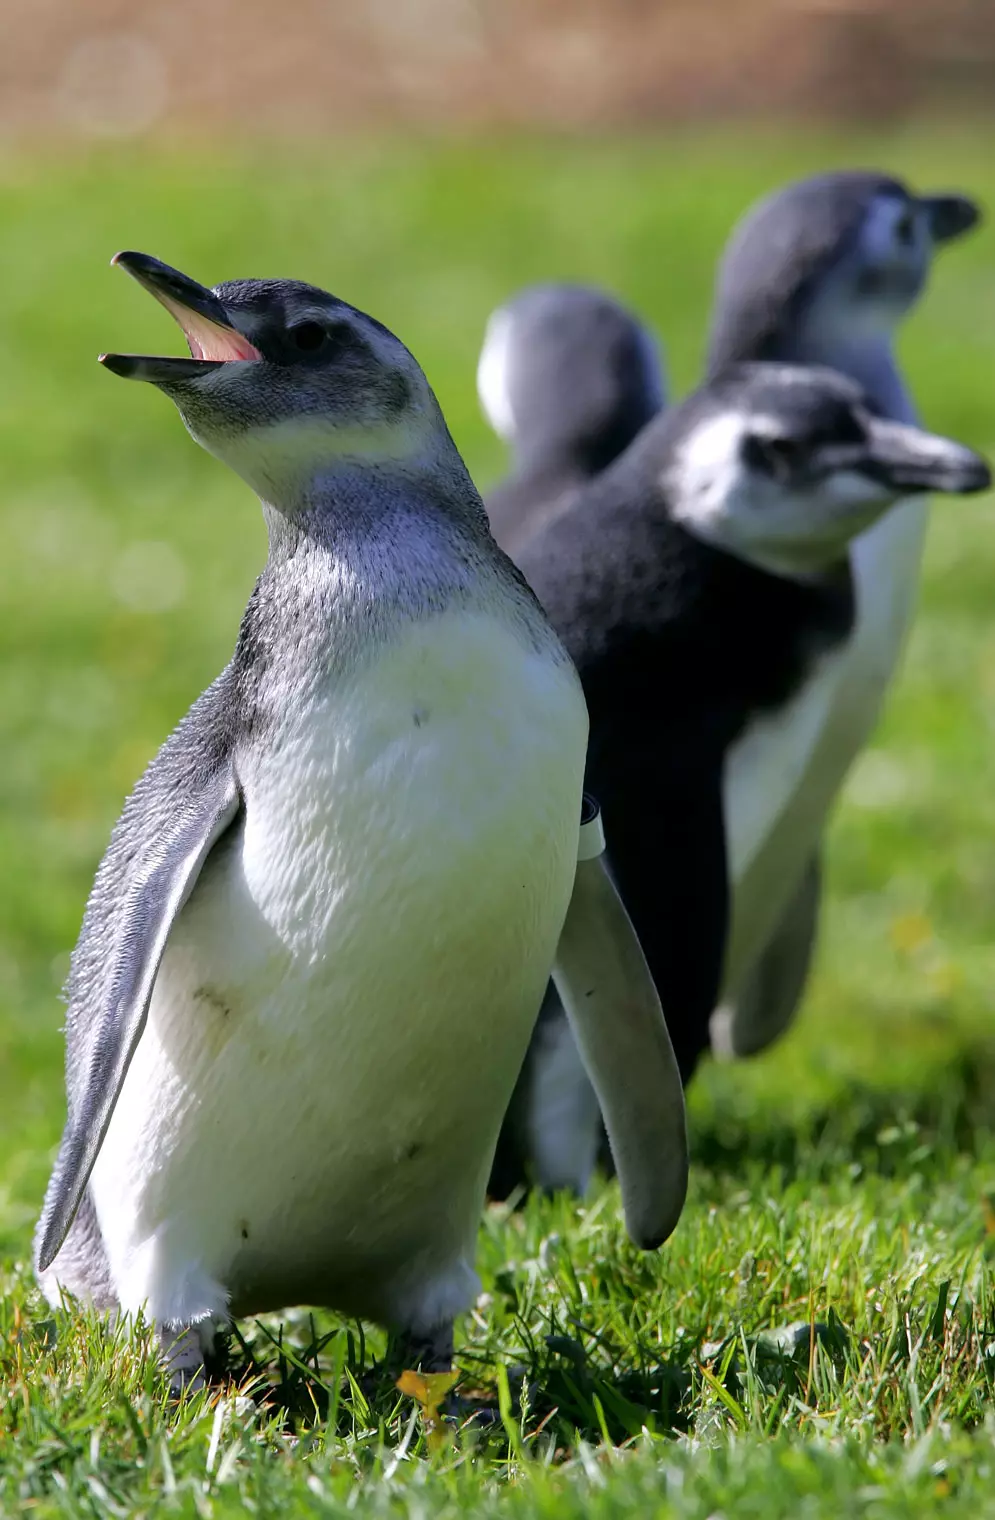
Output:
top-left (551, 808), bottom-right (688, 1250)
top-left (35, 748), bottom-right (241, 1274)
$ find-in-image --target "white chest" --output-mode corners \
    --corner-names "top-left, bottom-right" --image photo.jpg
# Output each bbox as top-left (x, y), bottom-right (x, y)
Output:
top-left (723, 498), bottom-right (928, 988)
top-left (88, 608), bottom-right (588, 1331)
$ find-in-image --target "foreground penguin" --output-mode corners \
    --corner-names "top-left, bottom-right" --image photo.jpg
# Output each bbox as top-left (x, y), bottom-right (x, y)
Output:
top-left (35, 254), bottom-right (689, 1390)
top-left (476, 283), bottom-right (666, 557)
top-left (495, 363), bottom-right (989, 1193)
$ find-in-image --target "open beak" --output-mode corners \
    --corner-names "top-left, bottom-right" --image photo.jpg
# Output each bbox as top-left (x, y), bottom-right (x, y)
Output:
top-left (920, 193), bottom-right (981, 245)
top-left (100, 251), bottom-right (262, 383)
top-left (863, 416), bottom-right (991, 495)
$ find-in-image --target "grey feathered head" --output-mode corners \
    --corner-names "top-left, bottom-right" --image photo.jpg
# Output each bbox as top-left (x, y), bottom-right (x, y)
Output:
top-left (477, 283), bottom-right (666, 473)
top-left (661, 362), bottom-right (990, 578)
top-left (706, 171), bottom-right (980, 377)
top-left (101, 253), bottom-right (454, 503)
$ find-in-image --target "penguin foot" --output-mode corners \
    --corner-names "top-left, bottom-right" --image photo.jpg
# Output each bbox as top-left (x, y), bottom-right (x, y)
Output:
top-left (352, 1321), bottom-right (455, 1410)
top-left (160, 1324), bottom-right (208, 1398)
top-left (387, 1320), bottom-right (455, 1376)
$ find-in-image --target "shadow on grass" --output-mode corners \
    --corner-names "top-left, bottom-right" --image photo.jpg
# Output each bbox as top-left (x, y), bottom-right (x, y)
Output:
top-left (691, 1035), bottom-right (995, 1183)
top-left (223, 1311), bottom-right (695, 1447)
top-left (225, 1295), bottom-right (995, 1451)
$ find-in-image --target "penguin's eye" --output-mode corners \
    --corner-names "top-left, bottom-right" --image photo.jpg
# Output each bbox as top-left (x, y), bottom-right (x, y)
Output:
top-left (894, 210), bottom-right (916, 247)
top-left (743, 434), bottom-right (803, 483)
top-left (289, 321), bottom-right (328, 353)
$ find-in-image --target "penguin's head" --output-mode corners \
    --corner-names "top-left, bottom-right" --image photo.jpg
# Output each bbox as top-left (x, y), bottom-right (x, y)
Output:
top-left (663, 363), bottom-right (990, 579)
top-left (101, 253), bottom-right (452, 500)
top-left (477, 283), bottom-right (665, 473)
top-left (707, 172), bottom-right (981, 375)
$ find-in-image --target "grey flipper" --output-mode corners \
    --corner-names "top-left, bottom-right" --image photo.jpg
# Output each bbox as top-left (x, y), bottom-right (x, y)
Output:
top-left (711, 852), bottom-right (821, 1060)
top-left (35, 678), bottom-right (240, 1275)
top-left (38, 1188), bottom-right (118, 1309)
top-left (490, 717), bottom-right (726, 1208)
top-left (551, 841), bottom-right (688, 1251)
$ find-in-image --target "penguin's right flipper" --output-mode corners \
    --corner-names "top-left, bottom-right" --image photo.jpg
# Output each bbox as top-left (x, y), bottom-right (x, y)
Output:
top-left (712, 851), bottom-right (821, 1059)
top-left (551, 806), bottom-right (688, 1250)
top-left (35, 696), bottom-right (241, 1274)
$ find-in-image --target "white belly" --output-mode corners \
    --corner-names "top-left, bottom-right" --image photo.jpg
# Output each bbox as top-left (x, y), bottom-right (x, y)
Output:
top-left (88, 609), bottom-right (588, 1332)
top-left (723, 499), bottom-right (927, 989)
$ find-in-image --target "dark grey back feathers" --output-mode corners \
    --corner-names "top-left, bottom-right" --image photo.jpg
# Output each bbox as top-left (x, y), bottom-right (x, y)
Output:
top-left (483, 284), bottom-right (665, 554)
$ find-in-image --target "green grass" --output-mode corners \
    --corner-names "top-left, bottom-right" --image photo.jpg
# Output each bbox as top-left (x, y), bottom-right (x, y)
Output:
top-left (4, 125), bottom-right (995, 1515)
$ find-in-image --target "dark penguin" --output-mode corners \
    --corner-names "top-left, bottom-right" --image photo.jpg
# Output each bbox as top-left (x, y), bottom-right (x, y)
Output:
top-left (493, 363), bottom-right (989, 1196)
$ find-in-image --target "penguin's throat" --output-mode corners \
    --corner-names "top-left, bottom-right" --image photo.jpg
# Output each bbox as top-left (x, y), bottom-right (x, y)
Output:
top-left (778, 291), bottom-right (912, 420)
top-left (221, 414), bottom-right (449, 508)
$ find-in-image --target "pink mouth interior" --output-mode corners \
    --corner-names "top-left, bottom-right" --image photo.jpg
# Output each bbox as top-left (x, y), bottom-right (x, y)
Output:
top-left (156, 291), bottom-right (262, 362)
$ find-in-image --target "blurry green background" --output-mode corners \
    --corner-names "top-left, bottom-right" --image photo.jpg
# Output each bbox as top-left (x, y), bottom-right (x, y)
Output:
top-left (2, 128), bottom-right (994, 1266)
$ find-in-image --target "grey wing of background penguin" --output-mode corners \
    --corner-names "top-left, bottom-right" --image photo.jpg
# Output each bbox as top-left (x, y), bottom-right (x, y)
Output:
top-left (34, 670), bottom-right (242, 1273)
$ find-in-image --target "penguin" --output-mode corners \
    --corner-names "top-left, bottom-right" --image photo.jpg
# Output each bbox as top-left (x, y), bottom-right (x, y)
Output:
top-left (704, 172), bottom-right (980, 1060)
top-left (35, 253), bottom-right (689, 1392)
top-left (484, 171), bottom-right (981, 1195)
top-left (493, 363), bottom-right (990, 1197)
top-left (476, 283), bottom-right (666, 558)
